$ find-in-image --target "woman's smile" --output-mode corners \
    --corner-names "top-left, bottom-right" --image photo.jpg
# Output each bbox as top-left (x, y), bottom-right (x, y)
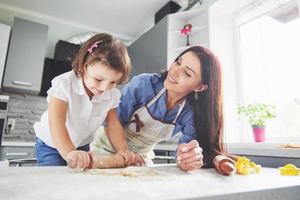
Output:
top-left (167, 74), bottom-right (178, 84)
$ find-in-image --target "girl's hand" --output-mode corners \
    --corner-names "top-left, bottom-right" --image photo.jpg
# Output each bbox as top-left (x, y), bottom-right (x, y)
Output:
top-left (176, 140), bottom-right (204, 172)
top-left (66, 150), bottom-right (91, 169)
top-left (117, 150), bottom-right (145, 166)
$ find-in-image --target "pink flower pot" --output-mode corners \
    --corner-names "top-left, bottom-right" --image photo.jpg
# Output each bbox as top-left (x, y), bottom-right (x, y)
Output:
top-left (252, 126), bottom-right (265, 142)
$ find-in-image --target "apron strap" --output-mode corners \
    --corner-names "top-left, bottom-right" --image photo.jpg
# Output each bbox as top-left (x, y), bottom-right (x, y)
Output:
top-left (172, 99), bottom-right (186, 124)
top-left (146, 88), bottom-right (166, 107)
top-left (147, 87), bottom-right (186, 124)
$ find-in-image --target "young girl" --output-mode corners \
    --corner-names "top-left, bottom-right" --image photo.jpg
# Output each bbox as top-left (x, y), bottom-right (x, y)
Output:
top-left (34, 33), bottom-right (142, 168)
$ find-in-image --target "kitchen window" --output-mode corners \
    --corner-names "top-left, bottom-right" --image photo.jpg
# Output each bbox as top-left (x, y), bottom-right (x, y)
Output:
top-left (234, 0), bottom-right (300, 143)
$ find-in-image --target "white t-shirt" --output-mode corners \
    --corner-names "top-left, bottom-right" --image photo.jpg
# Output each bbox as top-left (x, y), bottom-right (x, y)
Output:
top-left (34, 71), bottom-right (121, 148)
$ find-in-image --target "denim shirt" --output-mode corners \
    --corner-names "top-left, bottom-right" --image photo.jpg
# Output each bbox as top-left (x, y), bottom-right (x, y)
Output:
top-left (117, 73), bottom-right (196, 144)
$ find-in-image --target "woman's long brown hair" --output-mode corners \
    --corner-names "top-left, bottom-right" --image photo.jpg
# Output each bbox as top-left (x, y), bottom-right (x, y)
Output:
top-left (162, 46), bottom-right (225, 167)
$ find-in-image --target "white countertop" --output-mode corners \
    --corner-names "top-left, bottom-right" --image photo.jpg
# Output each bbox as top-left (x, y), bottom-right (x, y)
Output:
top-left (1, 164), bottom-right (300, 200)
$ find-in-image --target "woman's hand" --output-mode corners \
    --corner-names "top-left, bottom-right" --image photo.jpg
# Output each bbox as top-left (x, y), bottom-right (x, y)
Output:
top-left (117, 150), bottom-right (145, 166)
top-left (176, 140), bottom-right (204, 171)
top-left (66, 150), bottom-right (91, 169)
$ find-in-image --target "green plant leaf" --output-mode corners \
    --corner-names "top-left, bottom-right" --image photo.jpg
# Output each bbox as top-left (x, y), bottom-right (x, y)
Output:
top-left (237, 103), bottom-right (276, 126)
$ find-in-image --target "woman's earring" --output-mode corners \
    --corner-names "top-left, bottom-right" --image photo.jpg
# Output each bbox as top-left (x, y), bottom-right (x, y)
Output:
top-left (194, 91), bottom-right (199, 100)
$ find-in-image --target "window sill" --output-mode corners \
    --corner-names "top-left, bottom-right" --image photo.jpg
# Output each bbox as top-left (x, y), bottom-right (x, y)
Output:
top-left (227, 143), bottom-right (300, 158)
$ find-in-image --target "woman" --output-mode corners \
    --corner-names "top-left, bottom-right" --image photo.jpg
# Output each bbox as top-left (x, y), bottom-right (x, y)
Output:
top-left (90, 46), bottom-right (235, 174)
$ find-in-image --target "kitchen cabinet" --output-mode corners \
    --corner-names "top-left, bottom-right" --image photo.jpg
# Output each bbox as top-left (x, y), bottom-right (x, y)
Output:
top-left (0, 144), bottom-right (35, 164)
top-left (128, 16), bottom-right (168, 77)
top-left (0, 23), bottom-right (10, 89)
top-left (3, 17), bottom-right (48, 94)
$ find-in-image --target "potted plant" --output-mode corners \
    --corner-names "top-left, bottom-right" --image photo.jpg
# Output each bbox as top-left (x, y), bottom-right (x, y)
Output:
top-left (238, 103), bottom-right (276, 142)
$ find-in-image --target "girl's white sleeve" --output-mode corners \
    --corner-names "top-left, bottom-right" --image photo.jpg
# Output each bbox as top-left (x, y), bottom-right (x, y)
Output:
top-left (46, 78), bottom-right (69, 103)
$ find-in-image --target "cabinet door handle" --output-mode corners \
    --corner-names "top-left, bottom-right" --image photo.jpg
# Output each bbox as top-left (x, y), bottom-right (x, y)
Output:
top-left (12, 81), bottom-right (33, 87)
top-left (6, 152), bottom-right (29, 156)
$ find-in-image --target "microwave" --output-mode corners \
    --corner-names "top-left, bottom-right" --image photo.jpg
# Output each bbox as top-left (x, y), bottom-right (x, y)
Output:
top-left (0, 95), bottom-right (9, 146)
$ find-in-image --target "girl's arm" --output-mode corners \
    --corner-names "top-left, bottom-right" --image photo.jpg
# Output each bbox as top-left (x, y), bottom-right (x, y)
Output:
top-left (48, 96), bottom-right (75, 158)
top-left (105, 108), bottom-right (128, 151)
top-left (105, 108), bottom-right (144, 165)
top-left (48, 97), bottom-right (90, 168)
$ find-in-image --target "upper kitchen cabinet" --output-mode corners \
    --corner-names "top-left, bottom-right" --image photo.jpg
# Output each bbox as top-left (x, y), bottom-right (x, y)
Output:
top-left (128, 17), bottom-right (168, 77)
top-left (0, 23), bottom-right (10, 89)
top-left (3, 17), bottom-right (48, 94)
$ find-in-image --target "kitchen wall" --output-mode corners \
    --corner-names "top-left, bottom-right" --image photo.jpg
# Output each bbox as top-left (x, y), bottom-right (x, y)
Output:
top-left (0, 91), bottom-right (47, 142)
